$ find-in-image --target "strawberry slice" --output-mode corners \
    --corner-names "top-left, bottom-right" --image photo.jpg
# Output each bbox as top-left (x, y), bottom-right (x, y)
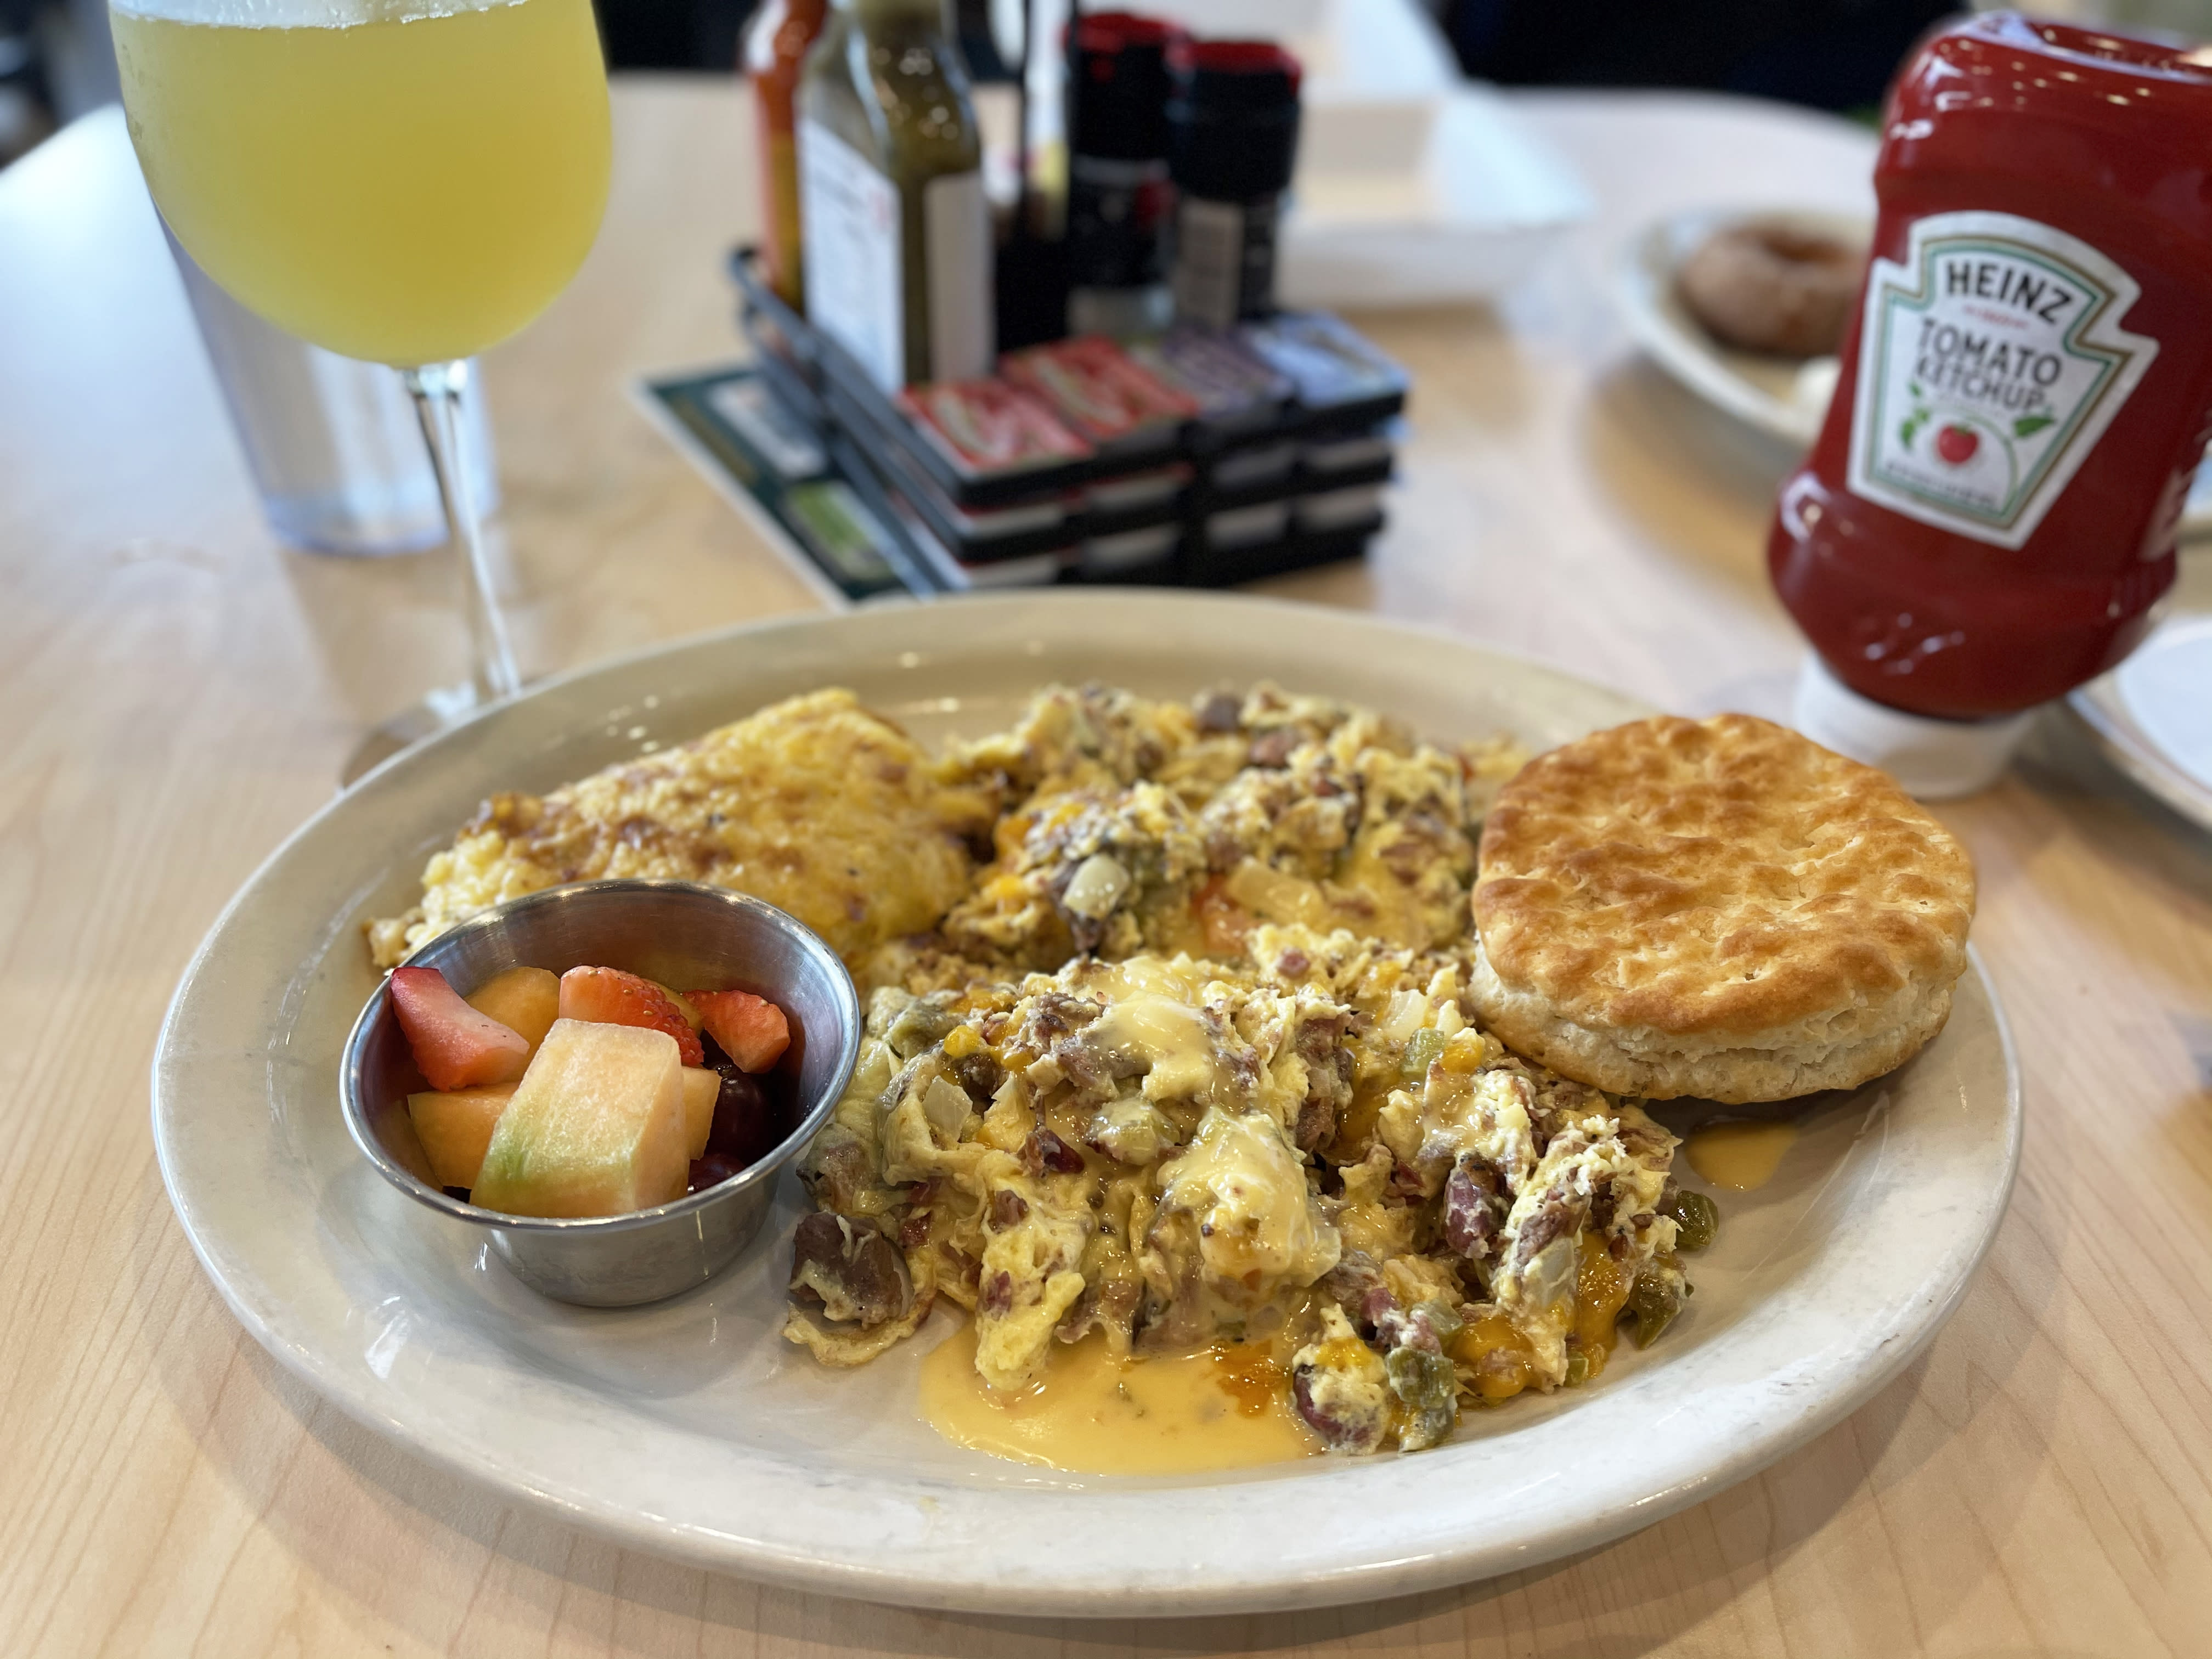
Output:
top-left (389, 967), bottom-right (531, 1091)
top-left (691, 989), bottom-right (791, 1073)
top-left (558, 966), bottom-right (704, 1065)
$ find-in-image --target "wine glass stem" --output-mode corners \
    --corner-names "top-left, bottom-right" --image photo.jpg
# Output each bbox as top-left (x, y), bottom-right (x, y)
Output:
top-left (403, 360), bottom-right (520, 704)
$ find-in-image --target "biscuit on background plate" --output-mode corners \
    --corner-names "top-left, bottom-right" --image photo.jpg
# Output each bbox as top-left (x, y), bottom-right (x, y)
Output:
top-left (1470, 714), bottom-right (1974, 1103)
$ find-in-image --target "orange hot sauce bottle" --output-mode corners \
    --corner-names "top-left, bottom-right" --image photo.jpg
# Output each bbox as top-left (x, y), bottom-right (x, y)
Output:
top-left (744, 0), bottom-right (828, 308)
top-left (1770, 14), bottom-right (2212, 794)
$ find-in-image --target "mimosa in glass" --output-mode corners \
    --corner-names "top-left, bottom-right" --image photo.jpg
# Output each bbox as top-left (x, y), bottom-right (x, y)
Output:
top-left (112, 0), bottom-right (613, 707)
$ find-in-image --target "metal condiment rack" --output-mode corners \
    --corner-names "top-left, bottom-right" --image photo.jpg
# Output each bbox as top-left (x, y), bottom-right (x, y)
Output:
top-left (727, 247), bottom-right (1402, 592)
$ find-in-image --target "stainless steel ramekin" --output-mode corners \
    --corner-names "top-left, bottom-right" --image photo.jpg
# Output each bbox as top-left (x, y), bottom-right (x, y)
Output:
top-left (339, 879), bottom-right (859, 1306)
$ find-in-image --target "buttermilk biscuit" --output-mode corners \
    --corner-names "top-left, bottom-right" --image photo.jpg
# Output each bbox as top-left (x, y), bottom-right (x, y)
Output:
top-left (1470, 714), bottom-right (1974, 1102)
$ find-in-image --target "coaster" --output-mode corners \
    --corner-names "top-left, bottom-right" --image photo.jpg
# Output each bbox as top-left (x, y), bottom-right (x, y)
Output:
top-left (631, 365), bottom-right (913, 606)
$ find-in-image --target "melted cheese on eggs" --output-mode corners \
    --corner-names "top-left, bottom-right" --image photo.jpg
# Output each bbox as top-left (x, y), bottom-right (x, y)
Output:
top-left (919, 1320), bottom-right (1320, 1473)
top-left (1157, 1108), bottom-right (1340, 1294)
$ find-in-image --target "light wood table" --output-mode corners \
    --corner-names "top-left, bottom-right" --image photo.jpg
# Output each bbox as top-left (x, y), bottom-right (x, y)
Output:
top-left (3, 77), bottom-right (2208, 1659)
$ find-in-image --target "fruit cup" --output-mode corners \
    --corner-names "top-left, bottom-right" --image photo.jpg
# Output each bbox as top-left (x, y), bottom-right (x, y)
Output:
top-left (340, 879), bottom-right (860, 1306)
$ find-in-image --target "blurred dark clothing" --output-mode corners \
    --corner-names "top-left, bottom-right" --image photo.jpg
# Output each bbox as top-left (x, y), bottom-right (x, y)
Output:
top-left (1443, 0), bottom-right (1959, 112)
top-left (591, 0), bottom-right (1944, 110)
top-left (595, 0), bottom-right (753, 71)
top-left (593, 0), bottom-right (1005, 76)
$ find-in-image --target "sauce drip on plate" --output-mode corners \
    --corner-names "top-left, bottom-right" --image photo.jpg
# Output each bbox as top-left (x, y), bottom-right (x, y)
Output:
top-left (919, 1322), bottom-right (1322, 1473)
top-left (1685, 1121), bottom-right (1796, 1191)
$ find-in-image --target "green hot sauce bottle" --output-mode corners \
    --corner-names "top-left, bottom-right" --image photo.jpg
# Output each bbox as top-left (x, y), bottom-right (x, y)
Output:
top-left (798, 0), bottom-right (995, 390)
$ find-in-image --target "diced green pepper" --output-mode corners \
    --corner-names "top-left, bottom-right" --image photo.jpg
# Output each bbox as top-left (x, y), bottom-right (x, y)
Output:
top-left (1400, 1028), bottom-right (1446, 1082)
top-left (884, 1000), bottom-right (960, 1059)
top-left (1384, 1345), bottom-right (1458, 1451)
top-left (1413, 1299), bottom-right (1463, 1346)
top-left (1665, 1188), bottom-right (1719, 1252)
top-left (1627, 1271), bottom-right (1681, 1348)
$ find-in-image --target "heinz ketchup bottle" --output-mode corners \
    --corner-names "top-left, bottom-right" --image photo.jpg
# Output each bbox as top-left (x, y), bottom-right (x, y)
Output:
top-left (1771, 14), bottom-right (2212, 796)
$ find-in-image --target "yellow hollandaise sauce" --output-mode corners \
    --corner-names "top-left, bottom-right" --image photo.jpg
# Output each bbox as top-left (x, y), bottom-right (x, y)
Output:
top-left (1685, 1120), bottom-right (1797, 1191)
top-left (919, 1322), bottom-right (1323, 1474)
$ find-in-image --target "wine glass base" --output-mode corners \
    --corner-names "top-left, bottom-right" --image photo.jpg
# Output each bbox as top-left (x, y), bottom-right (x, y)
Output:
top-left (338, 681), bottom-right (487, 787)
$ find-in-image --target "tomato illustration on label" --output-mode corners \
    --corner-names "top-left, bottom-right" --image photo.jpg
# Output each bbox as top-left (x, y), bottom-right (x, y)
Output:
top-left (1934, 424), bottom-right (1979, 465)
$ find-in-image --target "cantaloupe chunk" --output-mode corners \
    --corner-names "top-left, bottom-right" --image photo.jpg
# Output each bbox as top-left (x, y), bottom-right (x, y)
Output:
top-left (680, 1066), bottom-right (719, 1161)
top-left (691, 989), bottom-right (790, 1072)
top-left (470, 1020), bottom-right (689, 1218)
top-left (407, 1084), bottom-right (516, 1190)
top-left (466, 966), bottom-right (561, 1056)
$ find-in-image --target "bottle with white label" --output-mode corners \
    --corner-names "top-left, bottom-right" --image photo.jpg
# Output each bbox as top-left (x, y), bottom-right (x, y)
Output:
top-left (1166, 41), bottom-right (1301, 331)
top-left (1770, 13), bottom-right (2212, 797)
top-left (797, 0), bottom-right (993, 391)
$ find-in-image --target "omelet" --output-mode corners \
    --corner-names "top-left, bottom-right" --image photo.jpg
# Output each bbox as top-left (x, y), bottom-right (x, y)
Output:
top-left (368, 689), bottom-right (992, 968)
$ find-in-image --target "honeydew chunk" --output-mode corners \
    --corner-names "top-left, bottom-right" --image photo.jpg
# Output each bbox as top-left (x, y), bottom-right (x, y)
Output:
top-left (471, 1019), bottom-right (689, 1218)
top-left (407, 1084), bottom-right (517, 1190)
top-left (680, 1066), bottom-right (720, 1161)
top-left (465, 966), bottom-right (561, 1056)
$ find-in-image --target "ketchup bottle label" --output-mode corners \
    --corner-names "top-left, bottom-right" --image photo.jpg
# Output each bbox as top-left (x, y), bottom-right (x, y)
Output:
top-left (1847, 210), bottom-right (2159, 550)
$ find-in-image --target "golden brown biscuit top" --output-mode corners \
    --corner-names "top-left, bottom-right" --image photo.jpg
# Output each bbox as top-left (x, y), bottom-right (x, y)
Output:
top-left (1473, 714), bottom-right (1974, 1037)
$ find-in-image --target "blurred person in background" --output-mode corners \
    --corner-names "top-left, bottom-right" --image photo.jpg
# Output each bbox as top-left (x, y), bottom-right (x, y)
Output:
top-left (1442, 0), bottom-right (1955, 115)
top-left (675, 0), bottom-right (2212, 104)
top-left (11, 0), bottom-right (2212, 173)
top-left (593, 0), bottom-right (996, 74)
top-left (1439, 0), bottom-right (2212, 114)
top-left (597, 0), bottom-right (752, 71)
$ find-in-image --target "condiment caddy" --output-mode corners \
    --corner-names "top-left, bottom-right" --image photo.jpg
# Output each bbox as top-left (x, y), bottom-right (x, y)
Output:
top-left (727, 245), bottom-right (1406, 591)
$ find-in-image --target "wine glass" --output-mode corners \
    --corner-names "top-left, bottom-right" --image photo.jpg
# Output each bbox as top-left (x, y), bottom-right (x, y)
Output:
top-left (110, 0), bottom-right (612, 734)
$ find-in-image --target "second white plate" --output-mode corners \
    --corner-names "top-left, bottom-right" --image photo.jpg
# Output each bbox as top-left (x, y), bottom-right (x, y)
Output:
top-left (1615, 206), bottom-right (1867, 448)
top-left (153, 592), bottom-right (2021, 1616)
top-left (2070, 607), bottom-right (2212, 831)
top-left (1617, 206), bottom-right (2212, 538)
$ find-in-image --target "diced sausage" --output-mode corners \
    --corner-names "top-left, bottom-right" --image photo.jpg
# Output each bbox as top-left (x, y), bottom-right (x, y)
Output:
top-left (788, 1212), bottom-right (912, 1328)
top-left (1019, 1127), bottom-right (1087, 1176)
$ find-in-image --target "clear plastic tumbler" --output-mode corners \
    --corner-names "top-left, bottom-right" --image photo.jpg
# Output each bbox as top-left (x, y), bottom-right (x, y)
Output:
top-left (166, 228), bottom-right (500, 556)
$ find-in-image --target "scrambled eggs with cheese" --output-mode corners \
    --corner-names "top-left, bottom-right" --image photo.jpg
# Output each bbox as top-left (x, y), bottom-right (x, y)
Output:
top-left (783, 684), bottom-right (1701, 1456)
top-left (373, 680), bottom-right (1706, 1455)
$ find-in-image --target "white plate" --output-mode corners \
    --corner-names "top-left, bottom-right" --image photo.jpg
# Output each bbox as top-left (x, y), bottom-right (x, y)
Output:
top-left (2069, 608), bottom-right (2212, 831)
top-left (1616, 206), bottom-right (2212, 538)
top-left (154, 591), bottom-right (2021, 1616)
top-left (1614, 206), bottom-right (1867, 448)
